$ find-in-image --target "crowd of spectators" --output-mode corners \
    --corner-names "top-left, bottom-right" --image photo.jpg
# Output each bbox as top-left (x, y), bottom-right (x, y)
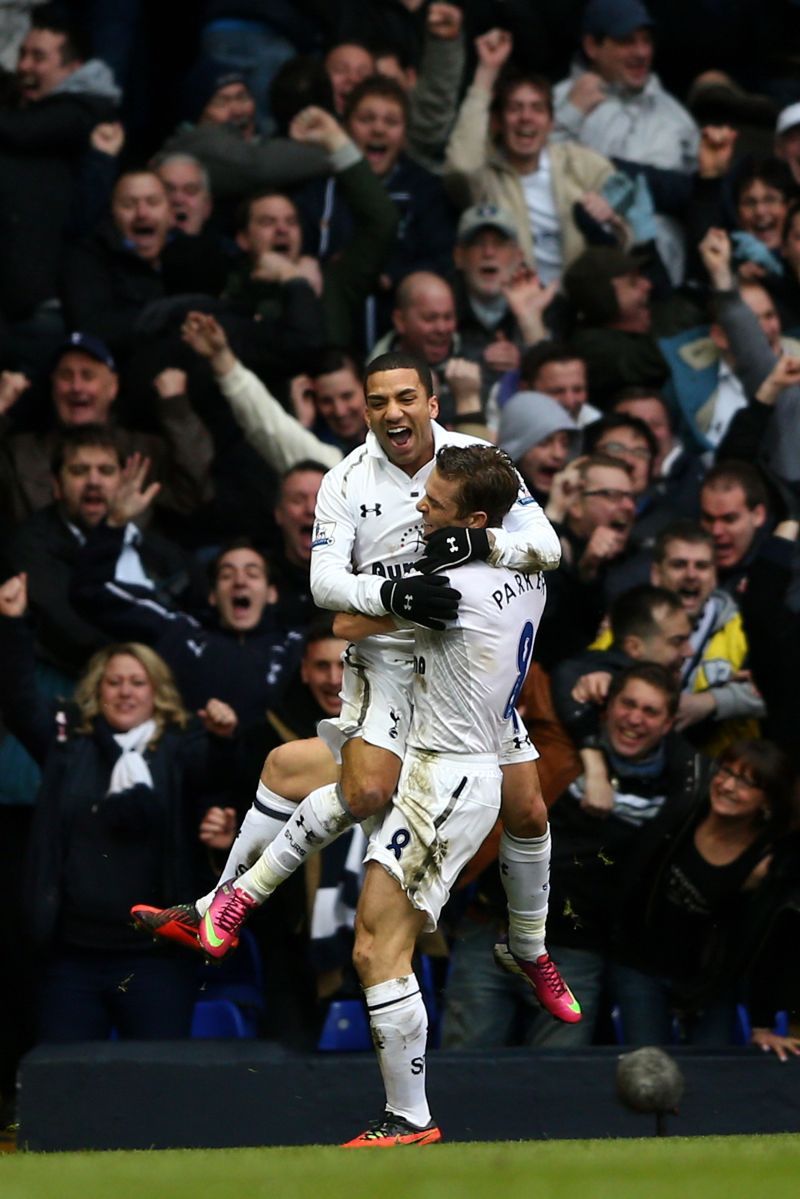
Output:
top-left (2, 0), bottom-right (800, 1113)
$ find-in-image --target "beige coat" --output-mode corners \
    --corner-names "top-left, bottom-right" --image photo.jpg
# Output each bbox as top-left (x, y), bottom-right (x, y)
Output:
top-left (444, 83), bottom-right (622, 270)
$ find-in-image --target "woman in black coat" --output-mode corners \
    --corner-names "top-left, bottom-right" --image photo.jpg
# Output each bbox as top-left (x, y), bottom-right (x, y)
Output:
top-left (610, 737), bottom-right (800, 1055)
top-left (0, 572), bottom-right (237, 1043)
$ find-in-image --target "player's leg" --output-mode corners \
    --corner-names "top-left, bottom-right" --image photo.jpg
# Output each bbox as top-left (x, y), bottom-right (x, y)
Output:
top-left (499, 757), bottom-right (549, 956)
top-left (199, 737), bottom-right (402, 957)
top-left (195, 737), bottom-right (338, 913)
top-left (130, 736), bottom-right (336, 945)
top-left (496, 757), bottom-right (582, 1024)
top-left (343, 753), bottom-right (502, 1145)
top-left (343, 861), bottom-right (440, 1147)
top-left (197, 650), bottom-right (411, 955)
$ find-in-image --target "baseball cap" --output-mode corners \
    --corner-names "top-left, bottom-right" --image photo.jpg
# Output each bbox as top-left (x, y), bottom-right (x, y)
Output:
top-left (777, 102), bottom-right (800, 136)
top-left (457, 203), bottom-right (520, 244)
top-left (582, 0), bottom-right (654, 39)
top-left (52, 332), bottom-right (116, 372)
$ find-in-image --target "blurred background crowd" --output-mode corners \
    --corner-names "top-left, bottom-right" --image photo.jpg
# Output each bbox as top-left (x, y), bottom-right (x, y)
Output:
top-left (2, 0), bottom-right (800, 1117)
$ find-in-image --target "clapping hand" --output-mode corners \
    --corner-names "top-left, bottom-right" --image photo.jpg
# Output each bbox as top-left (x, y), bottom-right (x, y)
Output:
top-left (107, 453), bottom-right (161, 528)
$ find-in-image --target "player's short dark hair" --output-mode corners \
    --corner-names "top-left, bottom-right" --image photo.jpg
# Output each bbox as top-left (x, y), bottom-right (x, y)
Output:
top-left (343, 74), bottom-right (409, 125)
top-left (612, 385), bottom-right (677, 435)
top-left (50, 424), bottom-right (123, 476)
top-left (112, 168), bottom-right (165, 198)
top-left (577, 451), bottom-right (633, 485)
top-left (311, 348), bottom-right (362, 380)
top-left (653, 520), bottom-right (715, 564)
top-left (609, 584), bottom-right (683, 646)
top-left (490, 68), bottom-right (553, 120)
top-left (612, 383), bottom-right (667, 406)
top-left (734, 155), bottom-right (796, 204)
top-left (701, 460), bottom-right (770, 510)
top-left (368, 41), bottom-right (417, 70)
top-left (607, 662), bottom-right (680, 717)
top-left (280, 459), bottom-right (328, 487)
top-left (303, 614), bottom-right (339, 651)
top-left (583, 412), bottom-right (659, 464)
top-left (364, 351), bottom-right (434, 399)
top-left (207, 538), bottom-right (271, 585)
top-left (519, 341), bottom-right (585, 387)
top-left (233, 189), bottom-right (297, 235)
top-left (32, 4), bottom-right (90, 62)
top-left (435, 444), bottom-right (519, 528)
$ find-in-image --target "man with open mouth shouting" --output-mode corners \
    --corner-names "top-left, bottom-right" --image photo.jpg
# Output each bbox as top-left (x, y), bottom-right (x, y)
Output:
top-left (134, 354), bottom-right (584, 1060)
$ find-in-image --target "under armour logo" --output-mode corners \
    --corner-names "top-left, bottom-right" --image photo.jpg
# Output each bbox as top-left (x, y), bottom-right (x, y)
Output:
top-left (513, 734), bottom-right (532, 751)
top-left (360, 504), bottom-right (382, 518)
top-left (403, 596), bottom-right (413, 611)
top-left (447, 536), bottom-right (458, 553)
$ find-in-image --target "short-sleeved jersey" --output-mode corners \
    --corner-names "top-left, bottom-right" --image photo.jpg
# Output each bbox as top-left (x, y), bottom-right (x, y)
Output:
top-left (408, 560), bottom-right (547, 755)
top-left (310, 421), bottom-right (560, 659)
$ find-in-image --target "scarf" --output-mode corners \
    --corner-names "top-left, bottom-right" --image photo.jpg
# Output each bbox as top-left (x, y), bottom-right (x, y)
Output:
top-left (108, 719), bottom-right (156, 795)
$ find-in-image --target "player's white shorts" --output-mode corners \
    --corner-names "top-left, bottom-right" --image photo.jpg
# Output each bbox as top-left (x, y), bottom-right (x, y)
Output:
top-left (318, 646), bottom-right (539, 765)
top-left (364, 748), bottom-right (502, 932)
top-left (318, 646), bottom-right (414, 762)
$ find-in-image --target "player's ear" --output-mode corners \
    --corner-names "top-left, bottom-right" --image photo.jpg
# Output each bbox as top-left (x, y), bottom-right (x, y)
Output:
top-left (621, 633), bottom-right (643, 659)
top-left (467, 510), bottom-right (488, 528)
top-left (428, 392), bottom-right (439, 420)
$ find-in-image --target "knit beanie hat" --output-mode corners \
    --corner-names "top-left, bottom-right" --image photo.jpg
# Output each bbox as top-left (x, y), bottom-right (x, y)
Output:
top-left (180, 56), bottom-right (248, 124)
top-left (498, 391), bottom-right (581, 462)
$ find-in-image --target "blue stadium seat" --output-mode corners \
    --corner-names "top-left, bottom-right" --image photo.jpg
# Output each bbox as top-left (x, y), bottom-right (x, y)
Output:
top-left (317, 998), bottom-right (372, 1051)
top-left (196, 929), bottom-right (265, 1037)
top-left (191, 998), bottom-right (250, 1039)
top-left (735, 1004), bottom-right (789, 1044)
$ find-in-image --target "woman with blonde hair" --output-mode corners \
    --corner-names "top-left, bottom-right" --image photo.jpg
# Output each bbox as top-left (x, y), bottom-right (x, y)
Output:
top-left (0, 573), bottom-right (237, 1043)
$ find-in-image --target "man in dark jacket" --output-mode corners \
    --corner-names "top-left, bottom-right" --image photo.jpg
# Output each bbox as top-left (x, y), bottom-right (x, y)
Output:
top-left (442, 663), bottom-right (699, 1050)
top-left (225, 104), bottom-right (398, 360)
top-left (0, 331), bottom-right (214, 529)
top-left (7, 424), bottom-right (190, 677)
top-left (72, 519), bottom-right (304, 725)
top-left (0, 8), bottom-right (120, 366)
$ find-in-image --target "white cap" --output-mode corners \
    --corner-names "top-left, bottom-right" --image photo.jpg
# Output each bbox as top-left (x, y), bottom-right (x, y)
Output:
top-left (776, 102), bottom-right (800, 136)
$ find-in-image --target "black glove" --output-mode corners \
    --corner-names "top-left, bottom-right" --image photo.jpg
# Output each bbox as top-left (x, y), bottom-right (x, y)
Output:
top-left (417, 527), bottom-right (491, 573)
top-left (379, 573), bottom-right (461, 630)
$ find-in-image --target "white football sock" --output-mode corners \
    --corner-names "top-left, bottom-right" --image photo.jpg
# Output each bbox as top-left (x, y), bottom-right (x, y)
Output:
top-left (237, 782), bottom-right (354, 902)
top-left (364, 975), bottom-right (430, 1127)
top-left (195, 783), bottom-right (296, 916)
top-left (500, 825), bottom-right (551, 961)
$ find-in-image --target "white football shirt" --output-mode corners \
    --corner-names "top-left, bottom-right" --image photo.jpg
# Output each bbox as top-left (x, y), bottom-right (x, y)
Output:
top-left (407, 560), bottom-right (547, 755)
top-left (310, 419), bottom-right (560, 657)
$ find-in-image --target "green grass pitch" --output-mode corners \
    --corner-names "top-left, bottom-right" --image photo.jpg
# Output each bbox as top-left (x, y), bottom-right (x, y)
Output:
top-left (3, 1135), bottom-right (800, 1199)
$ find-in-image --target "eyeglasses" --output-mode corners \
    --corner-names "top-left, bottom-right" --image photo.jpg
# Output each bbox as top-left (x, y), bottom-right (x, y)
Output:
top-left (599, 440), bottom-right (652, 461)
top-left (582, 488), bottom-right (636, 503)
top-left (717, 763), bottom-right (763, 792)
